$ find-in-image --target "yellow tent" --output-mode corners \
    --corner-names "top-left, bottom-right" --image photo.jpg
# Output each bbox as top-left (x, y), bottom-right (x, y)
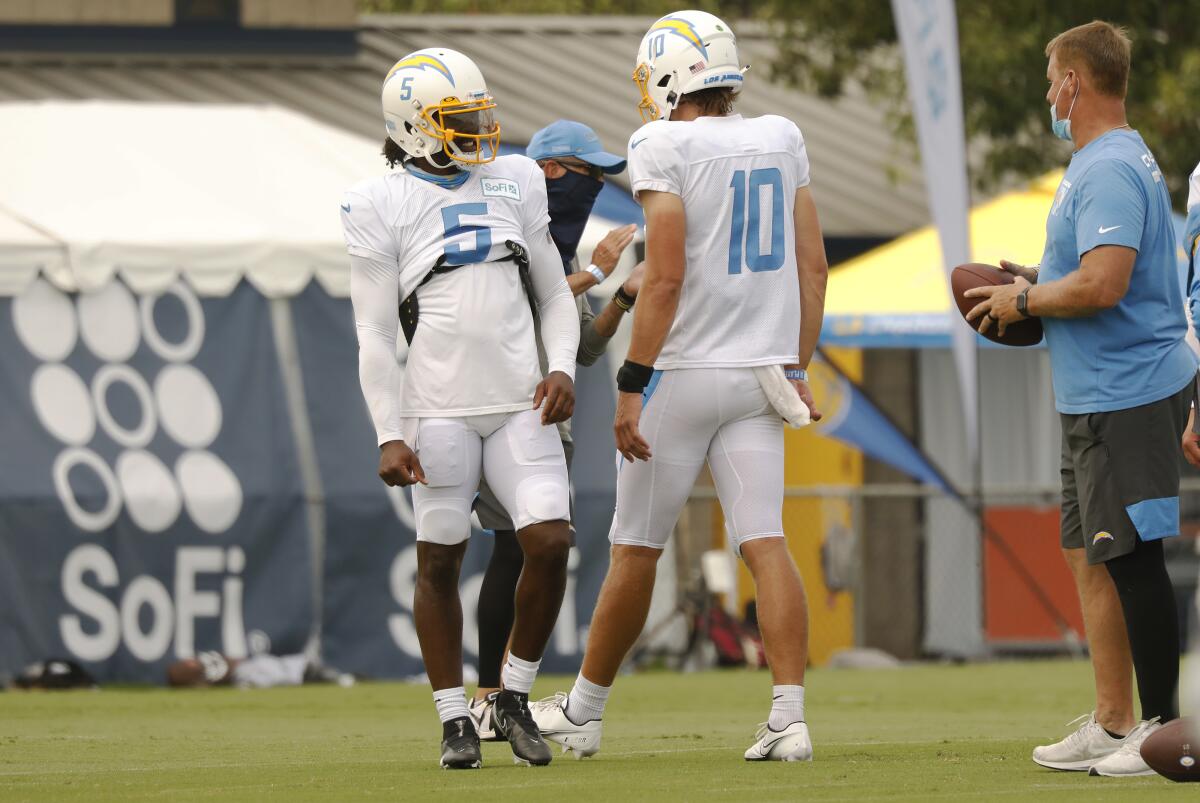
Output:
top-left (821, 172), bottom-right (1062, 347)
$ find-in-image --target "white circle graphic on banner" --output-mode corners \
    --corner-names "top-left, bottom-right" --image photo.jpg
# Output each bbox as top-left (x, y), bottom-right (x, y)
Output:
top-left (13, 279), bottom-right (77, 361)
top-left (176, 450), bottom-right (242, 533)
top-left (140, 281), bottom-right (204, 363)
top-left (92, 364), bottom-right (157, 449)
top-left (155, 364), bottom-right (222, 448)
top-left (31, 364), bottom-right (95, 446)
top-left (78, 281), bottom-right (140, 362)
top-left (116, 450), bottom-right (182, 533)
top-left (53, 447), bottom-right (121, 532)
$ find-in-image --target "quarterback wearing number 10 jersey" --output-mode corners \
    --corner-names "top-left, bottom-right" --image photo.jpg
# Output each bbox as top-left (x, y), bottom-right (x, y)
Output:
top-left (628, 113), bottom-right (808, 369)
top-left (532, 10), bottom-right (827, 765)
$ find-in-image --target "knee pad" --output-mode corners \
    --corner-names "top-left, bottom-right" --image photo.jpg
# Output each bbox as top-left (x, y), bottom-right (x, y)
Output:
top-left (417, 504), bottom-right (472, 545)
top-left (514, 473), bottom-right (569, 528)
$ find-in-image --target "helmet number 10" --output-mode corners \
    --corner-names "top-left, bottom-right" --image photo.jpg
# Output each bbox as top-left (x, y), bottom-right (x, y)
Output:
top-left (727, 168), bottom-right (785, 274)
top-left (647, 34), bottom-right (666, 60)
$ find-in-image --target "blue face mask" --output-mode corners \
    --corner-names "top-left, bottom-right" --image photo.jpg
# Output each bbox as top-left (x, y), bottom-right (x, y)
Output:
top-left (546, 169), bottom-right (603, 270)
top-left (1050, 73), bottom-right (1078, 142)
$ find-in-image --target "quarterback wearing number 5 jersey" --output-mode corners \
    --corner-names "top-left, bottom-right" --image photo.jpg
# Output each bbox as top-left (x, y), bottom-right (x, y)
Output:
top-left (341, 47), bottom-right (579, 771)
top-left (533, 10), bottom-right (829, 764)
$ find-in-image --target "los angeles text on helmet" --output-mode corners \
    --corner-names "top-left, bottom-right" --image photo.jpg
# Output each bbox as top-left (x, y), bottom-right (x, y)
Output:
top-left (704, 73), bottom-right (745, 86)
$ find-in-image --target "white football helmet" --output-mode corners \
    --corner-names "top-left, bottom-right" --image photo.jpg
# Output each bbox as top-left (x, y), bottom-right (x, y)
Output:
top-left (633, 10), bottom-right (746, 123)
top-left (381, 47), bottom-right (500, 168)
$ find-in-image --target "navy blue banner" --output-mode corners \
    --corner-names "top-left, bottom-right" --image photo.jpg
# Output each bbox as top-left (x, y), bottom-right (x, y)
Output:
top-left (810, 351), bottom-right (951, 491)
top-left (0, 279), bottom-right (311, 683)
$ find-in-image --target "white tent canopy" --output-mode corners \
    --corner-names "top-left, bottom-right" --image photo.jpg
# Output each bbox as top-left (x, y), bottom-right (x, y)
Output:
top-left (0, 210), bottom-right (63, 294)
top-left (0, 101), bottom-right (635, 299)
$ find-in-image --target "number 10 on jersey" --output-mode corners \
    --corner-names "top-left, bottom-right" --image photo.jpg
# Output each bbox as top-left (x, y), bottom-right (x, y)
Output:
top-left (727, 168), bottom-right (785, 274)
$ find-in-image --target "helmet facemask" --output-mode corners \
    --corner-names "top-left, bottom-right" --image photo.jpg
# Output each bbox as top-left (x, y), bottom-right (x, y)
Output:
top-left (633, 63), bottom-right (673, 123)
top-left (414, 96), bottom-right (500, 169)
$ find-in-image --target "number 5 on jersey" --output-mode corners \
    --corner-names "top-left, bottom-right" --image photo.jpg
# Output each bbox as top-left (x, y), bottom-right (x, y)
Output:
top-left (441, 202), bottom-right (492, 265)
top-left (728, 168), bottom-right (785, 274)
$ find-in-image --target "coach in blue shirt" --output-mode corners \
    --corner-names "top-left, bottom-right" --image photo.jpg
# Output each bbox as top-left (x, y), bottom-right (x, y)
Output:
top-left (967, 21), bottom-right (1197, 777)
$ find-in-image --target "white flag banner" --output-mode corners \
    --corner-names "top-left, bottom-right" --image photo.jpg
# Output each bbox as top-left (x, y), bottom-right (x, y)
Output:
top-left (891, 0), bottom-right (978, 475)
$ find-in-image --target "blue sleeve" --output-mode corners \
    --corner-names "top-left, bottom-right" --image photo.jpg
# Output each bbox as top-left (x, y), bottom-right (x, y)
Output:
top-left (1073, 160), bottom-right (1146, 258)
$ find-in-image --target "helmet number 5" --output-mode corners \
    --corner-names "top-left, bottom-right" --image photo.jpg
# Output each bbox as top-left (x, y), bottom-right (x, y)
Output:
top-left (727, 168), bottom-right (785, 274)
top-left (399, 75), bottom-right (414, 101)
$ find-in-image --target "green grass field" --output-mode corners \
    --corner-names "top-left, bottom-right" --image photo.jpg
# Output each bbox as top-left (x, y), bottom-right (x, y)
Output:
top-left (1, 659), bottom-right (1194, 801)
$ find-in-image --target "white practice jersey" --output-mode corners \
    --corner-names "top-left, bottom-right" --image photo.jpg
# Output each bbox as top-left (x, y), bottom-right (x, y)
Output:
top-left (341, 155), bottom-right (578, 444)
top-left (627, 114), bottom-right (810, 369)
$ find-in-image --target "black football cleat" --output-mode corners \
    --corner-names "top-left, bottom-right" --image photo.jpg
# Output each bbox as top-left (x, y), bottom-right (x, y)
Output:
top-left (492, 690), bottom-right (553, 766)
top-left (440, 716), bottom-right (482, 769)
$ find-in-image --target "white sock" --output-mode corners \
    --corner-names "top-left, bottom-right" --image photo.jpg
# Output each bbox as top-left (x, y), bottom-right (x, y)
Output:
top-left (768, 684), bottom-right (805, 731)
top-left (433, 686), bottom-right (470, 724)
top-left (501, 654), bottom-right (541, 695)
top-left (565, 673), bottom-right (610, 724)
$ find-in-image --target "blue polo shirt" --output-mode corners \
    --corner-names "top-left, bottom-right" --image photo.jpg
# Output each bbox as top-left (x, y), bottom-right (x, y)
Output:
top-left (1039, 129), bottom-right (1196, 414)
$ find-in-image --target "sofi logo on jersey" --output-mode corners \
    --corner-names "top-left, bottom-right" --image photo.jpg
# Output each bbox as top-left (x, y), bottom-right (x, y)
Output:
top-left (481, 178), bottom-right (521, 202)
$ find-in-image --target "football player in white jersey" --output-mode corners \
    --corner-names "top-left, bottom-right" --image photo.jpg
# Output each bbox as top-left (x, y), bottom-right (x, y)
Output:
top-left (533, 11), bottom-right (828, 762)
top-left (340, 48), bottom-right (581, 769)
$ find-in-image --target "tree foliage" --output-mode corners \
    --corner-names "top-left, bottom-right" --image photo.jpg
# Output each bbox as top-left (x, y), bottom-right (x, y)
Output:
top-left (360, 0), bottom-right (1200, 205)
top-left (360, 0), bottom-right (744, 16)
top-left (766, 0), bottom-right (1200, 207)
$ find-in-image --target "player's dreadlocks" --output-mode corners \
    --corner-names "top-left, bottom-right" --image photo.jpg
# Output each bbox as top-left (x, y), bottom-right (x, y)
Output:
top-left (680, 86), bottom-right (736, 116)
top-left (383, 137), bottom-right (405, 168)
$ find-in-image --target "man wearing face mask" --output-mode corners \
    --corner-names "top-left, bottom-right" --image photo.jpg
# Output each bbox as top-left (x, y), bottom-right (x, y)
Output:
top-left (468, 120), bottom-right (644, 738)
top-left (965, 21), bottom-right (1198, 777)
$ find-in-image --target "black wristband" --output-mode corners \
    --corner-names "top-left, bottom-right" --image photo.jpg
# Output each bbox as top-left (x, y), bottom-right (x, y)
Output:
top-left (1016, 286), bottom-right (1032, 318)
top-left (613, 285), bottom-right (636, 312)
top-left (616, 360), bottom-right (654, 394)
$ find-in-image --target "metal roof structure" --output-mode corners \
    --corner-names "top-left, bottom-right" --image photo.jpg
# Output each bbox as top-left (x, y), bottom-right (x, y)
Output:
top-left (0, 14), bottom-right (931, 236)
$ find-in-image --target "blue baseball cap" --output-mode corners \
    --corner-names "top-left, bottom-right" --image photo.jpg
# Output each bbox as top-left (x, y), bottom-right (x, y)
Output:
top-left (526, 120), bottom-right (626, 174)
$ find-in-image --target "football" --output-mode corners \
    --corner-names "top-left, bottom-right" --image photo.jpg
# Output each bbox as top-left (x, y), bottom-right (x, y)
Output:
top-left (1141, 718), bottom-right (1200, 782)
top-left (950, 263), bottom-right (1044, 347)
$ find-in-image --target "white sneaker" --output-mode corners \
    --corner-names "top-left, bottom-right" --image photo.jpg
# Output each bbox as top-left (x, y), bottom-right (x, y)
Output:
top-left (1031, 712), bottom-right (1124, 771)
top-left (529, 692), bottom-right (602, 759)
top-left (468, 692), bottom-right (503, 742)
top-left (1089, 720), bottom-right (1161, 777)
top-left (744, 721), bottom-right (813, 762)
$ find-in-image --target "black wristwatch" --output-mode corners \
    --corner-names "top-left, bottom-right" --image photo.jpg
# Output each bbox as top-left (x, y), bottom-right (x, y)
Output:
top-left (1016, 286), bottom-right (1032, 318)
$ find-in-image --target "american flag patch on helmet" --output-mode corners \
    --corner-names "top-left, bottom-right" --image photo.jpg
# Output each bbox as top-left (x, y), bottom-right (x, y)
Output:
top-left (689, 61), bottom-right (705, 74)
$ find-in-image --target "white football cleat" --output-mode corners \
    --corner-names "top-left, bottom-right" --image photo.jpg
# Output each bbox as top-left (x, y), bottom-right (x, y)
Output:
top-left (468, 692), bottom-right (503, 742)
top-left (744, 721), bottom-right (813, 762)
top-left (1089, 720), bottom-right (1160, 777)
top-left (1031, 712), bottom-right (1124, 771)
top-left (529, 693), bottom-right (602, 759)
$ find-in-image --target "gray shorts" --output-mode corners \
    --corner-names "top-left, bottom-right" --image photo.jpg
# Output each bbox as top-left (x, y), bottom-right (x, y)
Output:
top-left (1060, 376), bottom-right (1195, 564)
